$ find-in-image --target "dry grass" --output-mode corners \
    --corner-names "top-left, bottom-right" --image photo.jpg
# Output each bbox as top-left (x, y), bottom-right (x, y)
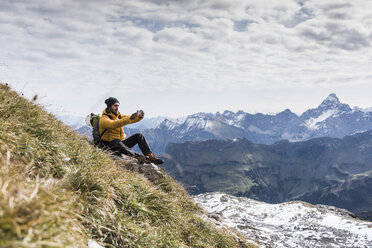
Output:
top-left (0, 83), bottom-right (254, 248)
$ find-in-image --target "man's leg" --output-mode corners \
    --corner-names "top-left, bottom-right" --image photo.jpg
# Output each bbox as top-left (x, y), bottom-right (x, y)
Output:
top-left (105, 139), bottom-right (136, 156)
top-left (123, 133), bottom-right (151, 156)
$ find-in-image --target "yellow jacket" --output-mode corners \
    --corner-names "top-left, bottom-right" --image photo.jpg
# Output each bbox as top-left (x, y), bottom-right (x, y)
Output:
top-left (99, 108), bottom-right (141, 142)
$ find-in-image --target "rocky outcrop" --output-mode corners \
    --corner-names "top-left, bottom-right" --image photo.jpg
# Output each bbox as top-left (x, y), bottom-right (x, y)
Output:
top-left (110, 155), bottom-right (165, 182)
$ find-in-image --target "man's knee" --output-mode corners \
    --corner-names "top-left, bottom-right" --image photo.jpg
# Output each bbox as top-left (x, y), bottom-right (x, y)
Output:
top-left (109, 139), bottom-right (134, 156)
top-left (134, 133), bottom-right (144, 139)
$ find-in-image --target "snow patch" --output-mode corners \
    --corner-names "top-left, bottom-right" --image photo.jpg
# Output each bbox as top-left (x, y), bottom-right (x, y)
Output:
top-left (304, 109), bottom-right (338, 131)
top-left (204, 120), bottom-right (214, 130)
top-left (248, 125), bottom-right (274, 135)
top-left (321, 214), bottom-right (372, 239)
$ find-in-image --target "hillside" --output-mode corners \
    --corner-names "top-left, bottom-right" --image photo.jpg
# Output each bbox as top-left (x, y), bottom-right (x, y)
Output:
top-left (161, 133), bottom-right (372, 220)
top-left (0, 83), bottom-right (253, 248)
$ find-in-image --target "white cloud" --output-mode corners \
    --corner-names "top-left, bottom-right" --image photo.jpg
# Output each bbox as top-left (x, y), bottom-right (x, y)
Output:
top-left (1, 0), bottom-right (372, 117)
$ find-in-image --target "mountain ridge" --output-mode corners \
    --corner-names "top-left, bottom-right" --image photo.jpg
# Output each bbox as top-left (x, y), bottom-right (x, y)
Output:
top-left (125, 93), bottom-right (372, 153)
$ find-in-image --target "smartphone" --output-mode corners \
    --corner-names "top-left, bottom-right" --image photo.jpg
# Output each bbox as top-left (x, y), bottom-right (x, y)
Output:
top-left (137, 110), bottom-right (144, 117)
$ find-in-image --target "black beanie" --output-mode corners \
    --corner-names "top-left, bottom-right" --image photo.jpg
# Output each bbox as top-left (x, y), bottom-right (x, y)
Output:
top-left (104, 97), bottom-right (120, 108)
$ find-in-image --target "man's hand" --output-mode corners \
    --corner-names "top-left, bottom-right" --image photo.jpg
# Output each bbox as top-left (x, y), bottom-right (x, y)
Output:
top-left (130, 112), bottom-right (138, 120)
top-left (130, 110), bottom-right (145, 120)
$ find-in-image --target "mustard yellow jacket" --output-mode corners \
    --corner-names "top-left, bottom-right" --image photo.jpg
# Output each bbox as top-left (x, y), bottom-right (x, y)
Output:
top-left (99, 108), bottom-right (141, 142)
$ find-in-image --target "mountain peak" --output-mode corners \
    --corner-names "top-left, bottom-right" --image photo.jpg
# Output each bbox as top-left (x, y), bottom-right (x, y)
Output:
top-left (300, 93), bottom-right (352, 122)
top-left (280, 108), bottom-right (293, 114)
top-left (159, 118), bottom-right (176, 129)
top-left (222, 110), bottom-right (234, 116)
top-left (321, 93), bottom-right (340, 106)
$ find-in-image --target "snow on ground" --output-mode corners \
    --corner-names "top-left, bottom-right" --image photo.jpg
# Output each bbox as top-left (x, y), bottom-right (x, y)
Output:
top-left (194, 192), bottom-right (372, 248)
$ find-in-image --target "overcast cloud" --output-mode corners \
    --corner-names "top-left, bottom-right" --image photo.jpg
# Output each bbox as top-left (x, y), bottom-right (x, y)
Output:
top-left (1, 0), bottom-right (372, 117)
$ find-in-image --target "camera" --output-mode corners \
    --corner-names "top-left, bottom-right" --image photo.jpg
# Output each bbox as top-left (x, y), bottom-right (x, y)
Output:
top-left (137, 110), bottom-right (144, 117)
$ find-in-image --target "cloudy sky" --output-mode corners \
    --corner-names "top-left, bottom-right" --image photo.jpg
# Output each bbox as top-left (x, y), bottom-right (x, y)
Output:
top-left (1, 0), bottom-right (372, 118)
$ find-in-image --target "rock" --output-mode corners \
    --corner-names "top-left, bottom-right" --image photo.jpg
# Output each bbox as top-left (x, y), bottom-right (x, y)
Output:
top-left (110, 154), bottom-right (165, 182)
top-left (137, 163), bottom-right (165, 182)
top-left (208, 213), bottom-right (222, 222)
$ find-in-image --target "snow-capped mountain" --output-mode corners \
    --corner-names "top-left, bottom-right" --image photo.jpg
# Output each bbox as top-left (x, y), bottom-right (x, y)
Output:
top-left (125, 93), bottom-right (372, 153)
top-left (129, 116), bottom-right (167, 129)
top-left (194, 192), bottom-right (372, 248)
top-left (302, 95), bottom-right (348, 129)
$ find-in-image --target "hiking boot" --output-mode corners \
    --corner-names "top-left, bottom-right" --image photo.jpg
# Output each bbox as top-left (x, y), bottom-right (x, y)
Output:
top-left (147, 153), bottom-right (164, 165)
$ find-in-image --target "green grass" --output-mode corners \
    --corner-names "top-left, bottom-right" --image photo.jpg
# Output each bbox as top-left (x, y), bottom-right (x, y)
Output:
top-left (0, 83), bottom-right (254, 248)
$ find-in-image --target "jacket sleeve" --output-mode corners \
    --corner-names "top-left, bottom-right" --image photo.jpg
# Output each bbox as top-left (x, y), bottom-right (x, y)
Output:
top-left (121, 114), bottom-right (142, 124)
top-left (100, 115), bottom-right (132, 130)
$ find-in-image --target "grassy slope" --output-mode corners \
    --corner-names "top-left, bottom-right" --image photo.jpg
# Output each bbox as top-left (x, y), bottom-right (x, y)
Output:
top-left (0, 83), bottom-right (254, 248)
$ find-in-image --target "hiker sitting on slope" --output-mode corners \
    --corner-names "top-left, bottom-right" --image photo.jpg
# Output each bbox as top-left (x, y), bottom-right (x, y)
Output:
top-left (99, 97), bottom-right (163, 164)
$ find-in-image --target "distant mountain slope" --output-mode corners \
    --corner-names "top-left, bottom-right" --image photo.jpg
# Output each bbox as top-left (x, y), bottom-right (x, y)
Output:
top-left (161, 130), bottom-right (372, 220)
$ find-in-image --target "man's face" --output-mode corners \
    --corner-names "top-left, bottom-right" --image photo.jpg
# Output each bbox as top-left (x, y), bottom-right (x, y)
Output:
top-left (110, 103), bottom-right (120, 114)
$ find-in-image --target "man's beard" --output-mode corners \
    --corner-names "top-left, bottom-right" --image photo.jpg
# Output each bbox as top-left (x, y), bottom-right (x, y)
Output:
top-left (109, 107), bottom-right (118, 115)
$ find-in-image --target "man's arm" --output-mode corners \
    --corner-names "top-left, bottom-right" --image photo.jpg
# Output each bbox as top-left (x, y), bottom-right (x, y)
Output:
top-left (100, 115), bottom-right (132, 129)
top-left (121, 112), bottom-right (143, 124)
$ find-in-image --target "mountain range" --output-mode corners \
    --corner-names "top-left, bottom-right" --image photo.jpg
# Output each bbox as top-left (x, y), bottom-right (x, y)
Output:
top-left (70, 93), bottom-right (372, 154)
top-left (125, 93), bottom-right (372, 153)
top-left (160, 130), bottom-right (372, 221)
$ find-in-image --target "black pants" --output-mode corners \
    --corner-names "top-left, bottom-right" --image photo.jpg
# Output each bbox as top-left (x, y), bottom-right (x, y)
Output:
top-left (102, 133), bottom-right (152, 156)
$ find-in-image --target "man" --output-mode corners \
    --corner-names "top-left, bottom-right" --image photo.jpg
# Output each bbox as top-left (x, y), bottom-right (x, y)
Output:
top-left (99, 97), bottom-right (163, 164)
